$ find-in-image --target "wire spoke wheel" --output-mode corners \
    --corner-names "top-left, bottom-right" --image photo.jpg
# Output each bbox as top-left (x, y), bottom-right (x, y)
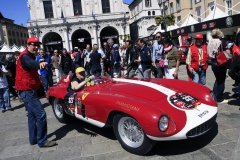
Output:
top-left (118, 117), bottom-right (144, 148)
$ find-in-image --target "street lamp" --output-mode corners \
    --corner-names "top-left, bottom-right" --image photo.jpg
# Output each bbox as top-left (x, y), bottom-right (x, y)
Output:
top-left (157, 0), bottom-right (169, 33)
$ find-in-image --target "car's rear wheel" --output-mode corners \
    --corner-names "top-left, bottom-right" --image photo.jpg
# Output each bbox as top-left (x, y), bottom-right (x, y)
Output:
top-left (113, 114), bottom-right (156, 155)
top-left (52, 98), bottom-right (70, 123)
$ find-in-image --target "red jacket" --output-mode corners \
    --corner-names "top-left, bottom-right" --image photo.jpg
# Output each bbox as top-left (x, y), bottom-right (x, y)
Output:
top-left (232, 45), bottom-right (240, 61)
top-left (15, 50), bottom-right (41, 91)
top-left (190, 44), bottom-right (208, 71)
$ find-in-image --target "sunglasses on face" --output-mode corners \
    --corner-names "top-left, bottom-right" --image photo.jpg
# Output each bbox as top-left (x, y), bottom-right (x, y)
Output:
top-left (156, 36), bottom-right (161, 39)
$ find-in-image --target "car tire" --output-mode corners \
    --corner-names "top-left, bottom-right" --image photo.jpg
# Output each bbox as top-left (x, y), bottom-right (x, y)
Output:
top-left (113, 114), bottom-right (156, 155)
top-left (52, 98), bottom-right (70, 123)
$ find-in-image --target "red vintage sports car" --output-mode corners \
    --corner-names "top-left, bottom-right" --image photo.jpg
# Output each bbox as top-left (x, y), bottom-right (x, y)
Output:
top-left (46, 74), bottom-right (218, 155)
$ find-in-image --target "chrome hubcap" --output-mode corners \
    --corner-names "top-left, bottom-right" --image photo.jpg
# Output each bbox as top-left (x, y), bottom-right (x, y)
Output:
top-left (54, 99), bottom-right (63, 118)
top-left (118, 117), bottom-right (144, 148)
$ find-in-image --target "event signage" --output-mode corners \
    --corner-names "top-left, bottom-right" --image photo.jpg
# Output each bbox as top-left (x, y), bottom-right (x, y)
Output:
top-left (170, 14), bottom-right (240, 37)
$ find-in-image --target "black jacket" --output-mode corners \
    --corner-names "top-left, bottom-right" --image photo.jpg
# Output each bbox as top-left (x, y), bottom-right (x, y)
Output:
top-left (124, 47), bottom-right (138, 70)
top-left (228, 56), bottom-right (240, 80)
top-left (61, 54), bottom-right (73, 74)
top-left (136, 45), bottom-right (152, 72)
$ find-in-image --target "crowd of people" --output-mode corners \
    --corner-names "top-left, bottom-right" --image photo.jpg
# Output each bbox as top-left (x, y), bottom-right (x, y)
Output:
top-left (1, 27), bottom-right (240, 148)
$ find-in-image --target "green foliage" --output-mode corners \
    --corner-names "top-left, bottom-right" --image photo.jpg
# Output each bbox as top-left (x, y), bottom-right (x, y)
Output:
top-left (154, 14), bottom-right (176, 26)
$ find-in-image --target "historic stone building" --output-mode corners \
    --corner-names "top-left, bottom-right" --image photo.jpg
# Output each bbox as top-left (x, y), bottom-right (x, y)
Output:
top-left (128, 0), bottom-right (162, 42)
top-left (0, 12), bottom-right (28, 47)
top-left (27, 0), bottom-right (130, 52)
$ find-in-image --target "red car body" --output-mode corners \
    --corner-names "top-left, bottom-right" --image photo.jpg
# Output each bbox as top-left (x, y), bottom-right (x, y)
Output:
top-left (47, 74), bottom-right (218, 155)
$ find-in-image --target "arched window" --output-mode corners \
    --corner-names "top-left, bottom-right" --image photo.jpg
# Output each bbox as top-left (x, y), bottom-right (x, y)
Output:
top-left (152, 11), bottom-right (155, 15)
top-left (148, 11), bottom-right (151, 16)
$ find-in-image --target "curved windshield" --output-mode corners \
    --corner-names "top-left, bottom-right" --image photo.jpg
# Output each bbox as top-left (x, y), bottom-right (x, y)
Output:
top-left (86, 77), bottom-right (108, 87)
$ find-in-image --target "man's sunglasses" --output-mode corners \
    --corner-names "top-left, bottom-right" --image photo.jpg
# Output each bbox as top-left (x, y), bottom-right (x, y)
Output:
top-left (155, 36), bottom-right (161, 39)
top-left (30, 43), bottom-right (40, 47)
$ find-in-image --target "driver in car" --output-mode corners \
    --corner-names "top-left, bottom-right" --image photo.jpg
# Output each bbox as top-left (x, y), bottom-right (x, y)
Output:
top-left (71, 67), bottom-right (95, 91)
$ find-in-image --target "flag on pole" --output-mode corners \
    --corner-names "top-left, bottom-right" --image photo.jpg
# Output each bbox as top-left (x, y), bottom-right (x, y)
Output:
top-left (78, 38), bottom-right (84, 42)
top-left (91, 9), bottom-right (94, 17)
top-left (61, 9), bottom-right (64, 18)
top-left (74, 10), bottom-right (79, 16)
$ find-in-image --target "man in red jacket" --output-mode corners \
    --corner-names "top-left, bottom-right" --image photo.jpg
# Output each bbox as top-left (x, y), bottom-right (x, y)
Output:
top-left (15, 36), bottom-right (57, 148)
top-left (186, 34), bottom-right (209, 85)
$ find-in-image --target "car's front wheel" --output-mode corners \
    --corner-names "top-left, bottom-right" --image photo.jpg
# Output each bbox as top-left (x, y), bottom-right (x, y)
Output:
top-left (52, 98), bottom-right (70, 123)
top-left (113, 114), bottom-right (156, 155)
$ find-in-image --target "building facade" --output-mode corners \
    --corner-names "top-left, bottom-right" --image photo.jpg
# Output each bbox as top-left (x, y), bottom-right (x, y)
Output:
top-left (165, 0), bottom-right (240, 26)
top-left (0, 12), bottom-right (28, 47)
top-left (27, 0), bottom-right (130, 52)
top-left (128, 0), bottom-right (163, 42)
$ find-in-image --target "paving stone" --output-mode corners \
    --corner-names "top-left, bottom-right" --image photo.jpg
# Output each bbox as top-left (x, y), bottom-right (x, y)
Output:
top-left (165, 154), bottom-right (193, 160)
top-left (70, 156), bottom-right (94, 160)
top-left (39, 146), bottom-right (82, 160)
top-left (57, 136), bottom-right (92, 149)
top-left (4, 152), bottom-right (42, 160)
top-left (216, 121), bottom-right (232, 132)
top-left (233, 132), bottom-right (240, 160)
top-left (94, 150), bottom-right (146, 160)
top-left (92, 135), bottom-right (111, 144)
top-left (198, 148), bottom-right (223, 160)
top-left (207, 133), bottom-right (232, 147)
top-left (24, 144), bottom-right (57, 155)
top-left (0, 144), bottom-right (31, 159)
top-left (209, 142), bottom-right (236, 159)
top-left (81, 142), bottom-right (112, 157)
top-left (220, 128), bottom-right (240, 142)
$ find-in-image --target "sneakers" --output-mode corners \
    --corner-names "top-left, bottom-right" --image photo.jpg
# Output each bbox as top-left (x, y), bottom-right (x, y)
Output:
top-left (232, 93), bottom-right (240, 98)
top-left (2, 110), bottom-right (5, 113)
top-left (40, 141), bottom-right (58, 148)
top-left (218, 99), bottom-right (229, 104)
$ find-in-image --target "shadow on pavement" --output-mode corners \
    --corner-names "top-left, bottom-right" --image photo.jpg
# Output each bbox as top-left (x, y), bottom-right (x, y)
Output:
top-left (47, 118), bottom-right (116, 141)
top-left (146, 123), bottom-right (218, 156)
top-left (12, 103), bottom-right (25, 110)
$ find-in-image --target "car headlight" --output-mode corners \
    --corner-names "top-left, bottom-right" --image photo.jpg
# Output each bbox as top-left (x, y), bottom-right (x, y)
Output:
top-left (159, 115), bottom-right (169, 132)
top-left (210, 91), bottom-right (217, 102)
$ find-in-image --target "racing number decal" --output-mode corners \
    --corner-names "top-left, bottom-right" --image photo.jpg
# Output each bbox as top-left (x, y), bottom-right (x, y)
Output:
top-left (82, 92), bottom-right (90, 101)
top-left (169, 92), bottom-right (201, 110)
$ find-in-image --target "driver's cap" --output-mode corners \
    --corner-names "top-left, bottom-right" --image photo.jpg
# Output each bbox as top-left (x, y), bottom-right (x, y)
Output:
top-left (75, 67), bottom-right (85, 73)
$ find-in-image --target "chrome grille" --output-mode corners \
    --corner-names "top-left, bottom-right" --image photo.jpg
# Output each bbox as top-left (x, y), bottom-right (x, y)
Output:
top-left (186, 114), bottom-right (217, 138)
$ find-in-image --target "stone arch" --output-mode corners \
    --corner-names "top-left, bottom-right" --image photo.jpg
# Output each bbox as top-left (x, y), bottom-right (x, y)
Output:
top-left (71, 29), bottom-right (92, 50)
top-left (100, 26), bottom-right (119, 46)
top-left (42, 32), bottom-right (63, 54)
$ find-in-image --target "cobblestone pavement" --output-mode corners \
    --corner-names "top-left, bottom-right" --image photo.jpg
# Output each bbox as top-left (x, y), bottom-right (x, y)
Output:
top-left (0, 64), bottom-right (240, 160)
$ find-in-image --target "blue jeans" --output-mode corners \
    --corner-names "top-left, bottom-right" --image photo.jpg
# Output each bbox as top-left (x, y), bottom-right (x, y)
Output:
top-left (20, 90), bottom-right (48, 146)
top-left (0, 87), bottom-right (11, 111)
top-left (40, 74), bottom-right (53, 92)
top-left (192, 67), bottom-right (206, 85)
top-left (211, 62), bottom-right (227, 102)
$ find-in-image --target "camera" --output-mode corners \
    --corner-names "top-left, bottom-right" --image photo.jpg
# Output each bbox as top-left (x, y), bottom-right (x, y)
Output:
top-left (172, 74), bottom-right (178, 79)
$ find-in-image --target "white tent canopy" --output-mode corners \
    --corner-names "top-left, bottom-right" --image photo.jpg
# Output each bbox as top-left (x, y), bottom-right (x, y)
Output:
top-left (203, 6), bottom-right (228, 22)
top-left (19, 46), bottom-right (26, 52)
top-left (11, 44), bottom-right (20, 52)
top-left (180, 14), bottom-right (199, 27)
top-left (0, 43), bottom-right (12, 52)
top-left (167, 24), bottom-right (179, 31)
top-left (153, 26), bottom-right (165, 35)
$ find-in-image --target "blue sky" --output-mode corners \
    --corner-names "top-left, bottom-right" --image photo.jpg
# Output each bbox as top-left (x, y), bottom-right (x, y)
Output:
top-left (0, 0), bottom-right (133, 27)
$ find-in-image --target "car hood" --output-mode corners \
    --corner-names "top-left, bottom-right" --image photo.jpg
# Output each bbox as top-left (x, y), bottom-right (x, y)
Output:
top-left (109, 78), bottom-right (176, 101)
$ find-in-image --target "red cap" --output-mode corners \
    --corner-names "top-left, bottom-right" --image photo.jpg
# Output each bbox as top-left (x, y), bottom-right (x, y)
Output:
top-left (195, 34), bottom-right (203, 39)
top-left (27, 36), bottom-right (42, 44)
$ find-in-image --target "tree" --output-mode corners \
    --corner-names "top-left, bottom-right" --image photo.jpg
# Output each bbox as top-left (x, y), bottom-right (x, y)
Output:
top-left (154, 14), bottom-right (176, 26)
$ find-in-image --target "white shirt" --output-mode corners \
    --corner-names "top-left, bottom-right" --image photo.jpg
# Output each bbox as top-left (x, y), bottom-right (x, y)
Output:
top-left (0, 65), bottom-right (8, 88)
